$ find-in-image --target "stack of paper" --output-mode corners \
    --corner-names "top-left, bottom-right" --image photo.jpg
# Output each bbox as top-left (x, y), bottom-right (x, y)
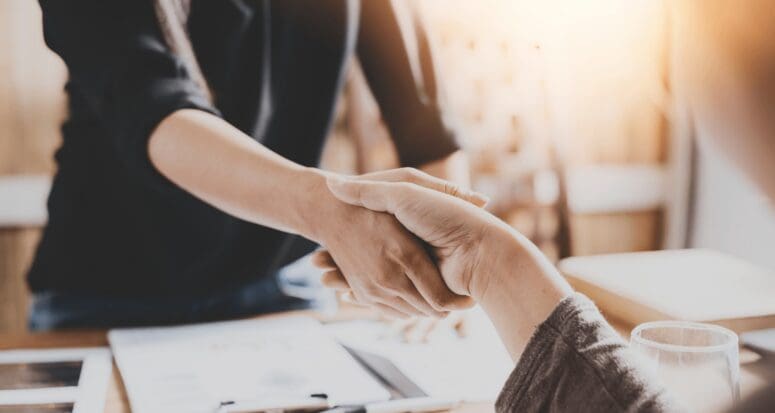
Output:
top-left (109, 316), bottom-right (389, 413)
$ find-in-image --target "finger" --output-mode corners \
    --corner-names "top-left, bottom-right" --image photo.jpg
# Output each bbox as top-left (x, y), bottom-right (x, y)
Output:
top-left (341, 291), bottom-right (363, 305)
top-left (341, 267), bottom-right (441, 317)
top-left (394, 273), bottom-right (449, 318)
top-left (341, 290), bottom-right (355, 302)
top-left (377, 294), bottom-right (429, 318)
top-left (320, 270), bottom-right (350, 290)
top-left (328, 177), bottom-right (476, 234)
top-left (429, 311), bottom-right (468, 340)
top-left (327, 176), bottom-right (404, 212)
top-left (358, 168), bottom-right (489, 207)
top-left (403, 318), bottom-right (436, 343)
top-left (453, 313), bottom-right (470, 338)
top-left (373, 302), bottom-right (413, 320)
top-left (400, 251), bottom-right (474, 312)
top-left (344, 291), bottom-right (413, 319)
top-left (328, 179), bottom-right (474, 251)
top-left (387, 317), bottom-right (417, 338)
top-left (419, 318), bottom-right (449, 342)
top-left (311, 250), bottom-right (337, 270)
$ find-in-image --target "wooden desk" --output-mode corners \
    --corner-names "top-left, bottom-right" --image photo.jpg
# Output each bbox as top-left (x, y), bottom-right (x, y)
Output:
top-left (0, 313), bottom-right (772, 412)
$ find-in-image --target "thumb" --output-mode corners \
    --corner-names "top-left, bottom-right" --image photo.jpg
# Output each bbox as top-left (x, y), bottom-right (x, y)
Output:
top-left (357, 168), bottom-right (489, 208)
top-left (327, 175), bottom-right (464, 248)
top-left (326, 175), bottom-right (405, 214)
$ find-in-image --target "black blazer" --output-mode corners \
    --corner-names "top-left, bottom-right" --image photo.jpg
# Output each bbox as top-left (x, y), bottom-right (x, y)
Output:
top-left (29, 0), bottom-right (460, 297)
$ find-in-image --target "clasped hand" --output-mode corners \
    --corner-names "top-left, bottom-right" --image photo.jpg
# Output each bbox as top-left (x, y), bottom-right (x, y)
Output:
top-left (310, 168), bottom-right (500, 319)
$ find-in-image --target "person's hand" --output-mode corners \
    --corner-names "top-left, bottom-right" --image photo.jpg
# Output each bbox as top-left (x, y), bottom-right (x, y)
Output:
top-left (312, 246), bottom-right (471, 341)
top-left (321, 173), bottom-right (574, 359)
top-left (308, 168), bottom-right (487, 319)
top-left (320, 174), bottom-right (510, 304)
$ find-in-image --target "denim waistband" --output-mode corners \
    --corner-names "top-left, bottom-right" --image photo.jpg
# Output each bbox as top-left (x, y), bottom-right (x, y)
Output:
top-left (29, 273), bottom-right (312, 331)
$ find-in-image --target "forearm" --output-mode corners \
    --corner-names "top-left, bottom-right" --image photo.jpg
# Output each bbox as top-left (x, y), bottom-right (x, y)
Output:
top-left (474, 227), bottom-right (677, 412)
top-left (494, 293), bottom-right (677, 413)
top-left (473, 224), bottom-right (573, 361)
top-left (148, 109), bottom-right (330, 240)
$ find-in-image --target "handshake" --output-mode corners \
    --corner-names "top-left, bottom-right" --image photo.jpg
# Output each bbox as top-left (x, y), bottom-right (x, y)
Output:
top-left (309, 168), bottom-right (571, 332)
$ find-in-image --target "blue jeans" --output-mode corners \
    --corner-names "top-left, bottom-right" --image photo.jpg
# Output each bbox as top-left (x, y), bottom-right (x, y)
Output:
top-left (29, 256), bottom-right (334, 331)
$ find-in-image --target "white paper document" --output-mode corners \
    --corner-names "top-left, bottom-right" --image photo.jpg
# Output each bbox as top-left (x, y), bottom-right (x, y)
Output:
top-left (109, 316), bottom-right (389, 413)
top-left (326, 308), bottom-right (513, 402)
top-left (0, 347), bottom-right (112, 413)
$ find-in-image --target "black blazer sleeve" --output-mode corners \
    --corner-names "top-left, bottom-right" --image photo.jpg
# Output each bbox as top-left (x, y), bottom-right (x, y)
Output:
top-left (357, 0), bottom-right (461, 167)
top-left (39, 0), bottom-right (220, 190)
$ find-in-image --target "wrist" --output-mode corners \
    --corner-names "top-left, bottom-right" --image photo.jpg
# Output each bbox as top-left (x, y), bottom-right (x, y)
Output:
top-left (468, 223), bottom-right (524, 303)
top-left (473, 225), bottom-right (573, 359)
top-left (294, 167), bottom-right (345, 243)
top-left (473, 222), bottom-right (573, 321)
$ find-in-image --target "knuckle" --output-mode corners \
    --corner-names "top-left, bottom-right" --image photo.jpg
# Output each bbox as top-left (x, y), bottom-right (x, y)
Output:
top-left (398, 247), bottom-right (425, 269)
top-left (382, 240), bottom-right (405, 260)
top-left (401, 167), bottom-right (427, 185)
top-left (387, 277), bottom-right (412, 294)
top-left (399, 167), bottom-right (417, 180)
top-left (391, 249), bottom-right (414, 269)
top-left (373, 271), bottom-right (394, 287)
top-left (383, 275), bottom-right (409, 293)
top-left (406, 168), bottom-right (422, 181)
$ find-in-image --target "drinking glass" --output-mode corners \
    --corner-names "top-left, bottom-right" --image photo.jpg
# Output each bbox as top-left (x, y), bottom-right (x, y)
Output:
top-left (631, 321), bottom-right (740, 412)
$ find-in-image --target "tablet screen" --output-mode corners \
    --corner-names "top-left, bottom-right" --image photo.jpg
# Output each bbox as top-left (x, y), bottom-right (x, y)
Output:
top-left (0, 361), bottom-right (82, 390)
top-left (0, 403), bottom-right (75, 413)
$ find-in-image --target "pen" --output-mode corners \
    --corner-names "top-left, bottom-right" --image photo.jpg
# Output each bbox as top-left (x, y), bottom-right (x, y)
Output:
top-left (217, 394), bottom-right (330, 413)
top-left (320, 397), bottom-right (460, 413)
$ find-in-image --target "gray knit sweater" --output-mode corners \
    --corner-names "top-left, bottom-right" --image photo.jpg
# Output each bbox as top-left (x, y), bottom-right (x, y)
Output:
top-left (494, 293), bottom-right (775, 412)
top-left (495, 294), bottom-right (678, 413)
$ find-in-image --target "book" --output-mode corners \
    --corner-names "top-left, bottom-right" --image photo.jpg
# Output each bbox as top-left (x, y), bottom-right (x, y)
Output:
top-left (559, 249), bottom-right (775, 333)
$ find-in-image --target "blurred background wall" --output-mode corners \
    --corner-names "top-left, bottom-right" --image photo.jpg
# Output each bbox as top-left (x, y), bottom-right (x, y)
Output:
top-left (325, 0), bottom-right (672, 259)
top-left (668, 0), bottom-right (775, 271)
top-left (0, 0), bottom-right (66, 333)
top-left (6, 0), bottom-right (770, 333)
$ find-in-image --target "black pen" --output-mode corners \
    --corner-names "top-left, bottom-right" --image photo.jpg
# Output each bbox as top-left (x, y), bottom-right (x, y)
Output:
top-left (319, 397), bottom-right (459, 413)
top-left (217, 393), bottom-right (330, 413)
